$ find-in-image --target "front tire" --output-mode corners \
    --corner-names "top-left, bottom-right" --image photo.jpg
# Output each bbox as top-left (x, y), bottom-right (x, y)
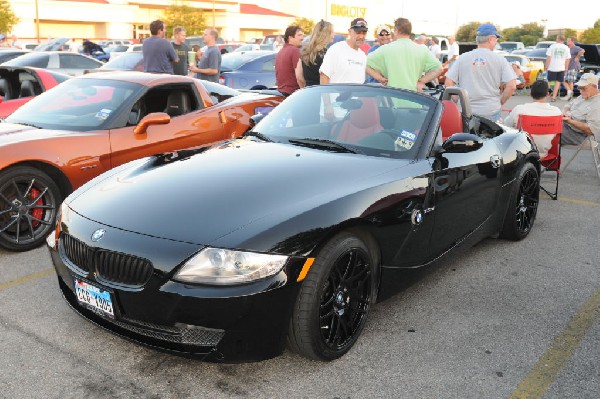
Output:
top-left (288, 232), bottom-right (376, 360)
top-left (0, 166), bottom-right (61, 251)
top-left (499, 162), bottom-right (539, 240)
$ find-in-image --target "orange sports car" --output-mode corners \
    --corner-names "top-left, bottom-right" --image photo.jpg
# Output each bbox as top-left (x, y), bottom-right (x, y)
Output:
top-left (0, 72), bottom-right (282, 251)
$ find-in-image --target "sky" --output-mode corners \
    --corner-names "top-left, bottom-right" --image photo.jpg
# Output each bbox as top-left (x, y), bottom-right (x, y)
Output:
top-left (390, 0), bottom-right (599, 35)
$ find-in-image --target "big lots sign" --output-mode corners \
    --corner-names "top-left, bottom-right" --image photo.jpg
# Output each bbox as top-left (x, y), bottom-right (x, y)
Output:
top-left (330, 4), bottom-right (366, 18)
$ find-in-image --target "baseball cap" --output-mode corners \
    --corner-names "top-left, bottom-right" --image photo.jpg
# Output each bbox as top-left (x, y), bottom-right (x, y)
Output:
top-left (575, 72), bottom-right (599, 87)
top-left (476, 23), bottom-right (503, 38)
top-left (0, 34), bottom-right (6, 41)
top-left (350, 18), bottom-right (368, 32)
top-left (376, 24), bottom-right (390, 36)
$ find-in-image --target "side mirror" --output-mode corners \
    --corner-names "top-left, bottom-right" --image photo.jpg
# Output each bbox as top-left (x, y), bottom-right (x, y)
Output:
top-left (249, 113), bottom-right (265, 128)
top-left (441, 133), bottom-right (483, 153)
top-left (133, 112), bottom-right (171, 135)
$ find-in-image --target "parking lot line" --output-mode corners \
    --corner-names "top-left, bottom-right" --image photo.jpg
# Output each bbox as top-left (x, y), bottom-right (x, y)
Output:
top-left (0, 268), bottom-right (55, 291)
top-left (509, 287), bottom-right (600, 399)
top-left (557, 197), bottom-right (600, 207)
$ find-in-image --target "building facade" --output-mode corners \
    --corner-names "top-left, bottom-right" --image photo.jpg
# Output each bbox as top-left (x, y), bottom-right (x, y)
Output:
top-left (8, 0), bottom-right (456, 44)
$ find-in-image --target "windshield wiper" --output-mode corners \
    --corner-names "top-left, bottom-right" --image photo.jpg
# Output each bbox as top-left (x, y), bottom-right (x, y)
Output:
top-left (243, 130), bottom-right (273, 142)
top-left (288, 138), bottom-right (360, 154)
top-left (14, 122), bottom-right (42, 129)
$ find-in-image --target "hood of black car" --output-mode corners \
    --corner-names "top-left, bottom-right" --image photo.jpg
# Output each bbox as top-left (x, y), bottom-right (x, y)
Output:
top-left (68, 139), bottom-right (411, 245)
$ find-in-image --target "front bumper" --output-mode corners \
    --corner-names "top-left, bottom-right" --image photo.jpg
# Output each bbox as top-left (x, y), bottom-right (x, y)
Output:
top-left (49, 214), bottom-right (305, 362)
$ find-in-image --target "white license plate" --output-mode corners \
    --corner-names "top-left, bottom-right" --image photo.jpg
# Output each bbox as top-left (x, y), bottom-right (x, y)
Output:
top-left (74, 279), bottom-right (114, 319)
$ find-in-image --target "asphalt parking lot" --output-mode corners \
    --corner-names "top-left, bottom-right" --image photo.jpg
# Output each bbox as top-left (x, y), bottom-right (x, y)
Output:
top-left (1, 94), bottom-right (599, 399)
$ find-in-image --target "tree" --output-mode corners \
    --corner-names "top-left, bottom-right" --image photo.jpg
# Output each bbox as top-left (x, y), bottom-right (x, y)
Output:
top-left (292, 18), bottom-right (315, 36)
top-left (455, 22), bottom-right (495, 42)
top-left (163, 1), bottom-right (206, 38)
top-left (580, 27), bottom-right (600, 43)
top-left (499, 22), bottom-right (544, 46)
top-left (0, 0), bottom-right (20, 34)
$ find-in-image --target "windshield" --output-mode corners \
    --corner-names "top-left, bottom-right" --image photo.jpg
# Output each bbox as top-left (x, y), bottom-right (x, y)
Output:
top-left (6, 77), bottom-right (143, 131)
top-left (252, 85), bottom-right (437, 159)
top-left (500, 43), bottom-right (518, 51)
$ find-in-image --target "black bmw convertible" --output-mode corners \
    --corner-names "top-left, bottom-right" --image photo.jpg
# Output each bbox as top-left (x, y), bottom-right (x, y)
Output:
top-left (48, 84), bottom-right (540, 362)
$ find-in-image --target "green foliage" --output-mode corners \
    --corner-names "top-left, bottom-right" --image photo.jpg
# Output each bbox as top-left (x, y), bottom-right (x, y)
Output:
top-left (292, 18), bottom-right (315, 36)
top-left (163, 1), bottom-right (206, 37)
top-left (456, 22), bottom-right (483, 42)
top-left (594, 19), bottom-right (600, 29)
top-left (0, 0), bottom-right (20, 34)
top-left (499, 22), bottom-right (544, 46)
top-left (519, 35), bottom-right (539, 47)
top-left (580, 27), bottom-right (600, 43)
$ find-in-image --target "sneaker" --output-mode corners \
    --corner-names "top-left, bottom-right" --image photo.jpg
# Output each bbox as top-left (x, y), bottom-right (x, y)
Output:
top-left (551, 98), bottom-right (557, 102)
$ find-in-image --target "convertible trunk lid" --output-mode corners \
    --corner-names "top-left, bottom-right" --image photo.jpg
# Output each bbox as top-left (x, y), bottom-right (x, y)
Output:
top-left (68, 139), bottom-right (412, 245)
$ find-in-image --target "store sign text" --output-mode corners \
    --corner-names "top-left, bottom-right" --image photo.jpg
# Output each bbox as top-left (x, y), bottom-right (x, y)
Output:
top-left (330, 4), bottom-right (366, 18)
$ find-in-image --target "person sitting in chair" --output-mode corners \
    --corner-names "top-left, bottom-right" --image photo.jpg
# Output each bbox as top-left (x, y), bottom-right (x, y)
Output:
top-left (504, 80), bottom-right (561, 157)
top-left (561, 73), bottom-right (600, 145)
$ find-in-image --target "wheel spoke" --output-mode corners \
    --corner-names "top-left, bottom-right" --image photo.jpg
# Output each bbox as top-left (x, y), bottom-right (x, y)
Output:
top-left (0, 216), bottom-right (18, 233)
top-left (0, 193), bottom-right (16, 207)
top-left (22, 178), bottom-right (35, 199)
top-left (0, 208), bottom-right (14, 216)
top-left (10, 179), bottom-right (24, 199)
top-left (327, 315), bottom-right (340, 344)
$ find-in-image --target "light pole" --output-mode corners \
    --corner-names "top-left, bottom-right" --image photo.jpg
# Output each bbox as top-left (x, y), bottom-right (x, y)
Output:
top-left (541, 19), bottom-right (547, 39)
top-left (35, 0), bottom-right (40, 43)
top-left (212, 0), bottom-right (216, 29)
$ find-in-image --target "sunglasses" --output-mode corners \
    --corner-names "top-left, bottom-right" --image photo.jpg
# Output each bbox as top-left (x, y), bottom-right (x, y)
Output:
top-left (351, 21), bottom-right (368, 29)
top-left (379, 32), bottom-right (390, 36)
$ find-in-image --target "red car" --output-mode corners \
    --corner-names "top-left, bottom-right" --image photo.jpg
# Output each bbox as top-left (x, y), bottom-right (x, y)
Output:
top-left (0, 66), bottom-right (71, 118)
top-left (0, 72), bottom-right (282, 251)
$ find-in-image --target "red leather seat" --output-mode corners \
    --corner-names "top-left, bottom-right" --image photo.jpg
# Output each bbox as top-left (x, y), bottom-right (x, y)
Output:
top-left (336, 98), bottom-right (383, 143)
top-left (440, 100), bottom-right (463, 140)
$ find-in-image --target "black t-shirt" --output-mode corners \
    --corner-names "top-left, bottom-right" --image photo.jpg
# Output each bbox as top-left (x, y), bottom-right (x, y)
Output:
top-left (172, 42), bottom-right (189, 76)
top-left (302, 51), bottom-right (326, 87)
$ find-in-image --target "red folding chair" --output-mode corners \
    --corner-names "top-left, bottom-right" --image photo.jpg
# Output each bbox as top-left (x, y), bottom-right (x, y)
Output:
top-left (517, 114), bottom-right (563, 200)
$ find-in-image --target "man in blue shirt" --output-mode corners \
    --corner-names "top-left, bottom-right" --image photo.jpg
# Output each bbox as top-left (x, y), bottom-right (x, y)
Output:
top-left (143, 20), bottom-right (179, 74)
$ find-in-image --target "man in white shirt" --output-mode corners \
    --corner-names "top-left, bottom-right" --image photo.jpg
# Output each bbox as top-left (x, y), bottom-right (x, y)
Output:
top-left (320, 18), bottom-right (368, 84)
top-left (444, 35), bottom-right (459, 67)
top-left (545, 35), bottom-right (571, 102)
top-left (504, 80), bottom-right (561, 157)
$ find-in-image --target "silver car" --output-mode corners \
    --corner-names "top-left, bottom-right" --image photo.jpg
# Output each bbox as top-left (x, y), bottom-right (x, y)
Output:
top-left (1, 51), bottom-right (103, 76)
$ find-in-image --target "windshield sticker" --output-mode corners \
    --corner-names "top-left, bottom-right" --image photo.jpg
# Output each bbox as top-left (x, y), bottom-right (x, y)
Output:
top-left (395, 130), bottom-right (416, 150)
top-left (95, 109), bottom-right (112, 120)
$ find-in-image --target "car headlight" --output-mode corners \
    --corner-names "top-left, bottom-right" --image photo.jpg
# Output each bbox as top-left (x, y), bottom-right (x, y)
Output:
top-left (173, 248), bottom-right (288, 285)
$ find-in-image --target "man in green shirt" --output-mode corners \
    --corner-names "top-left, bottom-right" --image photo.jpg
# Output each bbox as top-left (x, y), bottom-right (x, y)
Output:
top-left (367, 18), bottom-right (442, 91)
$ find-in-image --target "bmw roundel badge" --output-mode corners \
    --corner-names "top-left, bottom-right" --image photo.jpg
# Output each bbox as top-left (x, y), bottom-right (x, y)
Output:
top-left (91, 229), bottom-right (106, 242)
top-left (411, 209), bottom-right (423, 225)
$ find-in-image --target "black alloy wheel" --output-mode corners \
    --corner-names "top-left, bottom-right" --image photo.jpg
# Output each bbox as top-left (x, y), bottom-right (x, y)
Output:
top-left (500, 162), bottom-right (539, 240)
top-left (0, 167), bottom-right (61, 251)
top-left (288, 232), bottom-right (376, 360)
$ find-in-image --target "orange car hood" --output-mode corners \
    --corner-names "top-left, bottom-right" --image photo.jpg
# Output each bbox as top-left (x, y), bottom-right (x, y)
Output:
top-left (0, 123), bottom-right (71, 146)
